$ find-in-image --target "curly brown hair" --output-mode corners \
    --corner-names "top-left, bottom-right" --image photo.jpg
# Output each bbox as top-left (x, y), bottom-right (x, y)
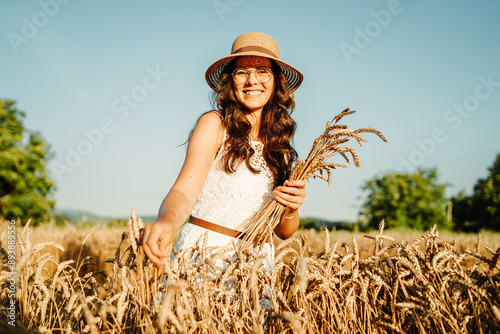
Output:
top-left (210, 59), bottom-right (298, 187)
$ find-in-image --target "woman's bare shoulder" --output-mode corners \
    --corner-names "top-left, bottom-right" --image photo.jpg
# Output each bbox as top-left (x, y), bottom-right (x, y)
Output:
top-left (190, 111), bottom-right (224, 151)
top-left (198, 110), bottom-right (223, 125)
top-left (196, 111), bottom-right (224, 134)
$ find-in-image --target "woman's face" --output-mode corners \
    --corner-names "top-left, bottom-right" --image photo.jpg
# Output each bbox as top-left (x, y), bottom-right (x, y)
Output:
top-left (233, 56), bottom-right (275, 114)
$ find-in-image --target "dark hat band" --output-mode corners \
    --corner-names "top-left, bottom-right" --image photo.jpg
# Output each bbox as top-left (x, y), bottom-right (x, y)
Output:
top-left (233, 46), bottom-right (277, 58)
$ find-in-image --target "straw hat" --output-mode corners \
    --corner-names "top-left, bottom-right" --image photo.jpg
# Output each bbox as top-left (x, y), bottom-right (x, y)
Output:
top-left (205, 32), bottom-right (303, 93)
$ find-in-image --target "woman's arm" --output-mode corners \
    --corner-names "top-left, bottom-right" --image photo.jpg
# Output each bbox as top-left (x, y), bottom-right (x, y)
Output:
top-left (141, 112), bottom-right (224, 267)
top-left (273, 179), bottom-right (306, 239)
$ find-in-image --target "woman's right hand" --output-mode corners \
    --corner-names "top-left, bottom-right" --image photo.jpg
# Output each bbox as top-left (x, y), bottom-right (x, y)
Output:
top-left (141, 219), bottom-right (177, 267)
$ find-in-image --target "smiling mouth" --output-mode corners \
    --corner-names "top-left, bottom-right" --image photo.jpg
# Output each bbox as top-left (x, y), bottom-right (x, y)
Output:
top-left (244, 90), bottom-right (263, 96)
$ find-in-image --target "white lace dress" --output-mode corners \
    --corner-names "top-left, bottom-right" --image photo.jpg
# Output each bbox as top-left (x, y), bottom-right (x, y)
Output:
top-left (173, 131), bottom-right (276, 273)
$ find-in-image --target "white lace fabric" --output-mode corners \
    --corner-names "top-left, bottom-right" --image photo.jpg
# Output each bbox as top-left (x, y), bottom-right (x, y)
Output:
top-left (174, 128), bottom-right (276, 273)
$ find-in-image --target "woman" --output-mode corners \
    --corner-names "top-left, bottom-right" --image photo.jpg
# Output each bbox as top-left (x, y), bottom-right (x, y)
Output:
top-left (141, 32), bottom-right (306, 272)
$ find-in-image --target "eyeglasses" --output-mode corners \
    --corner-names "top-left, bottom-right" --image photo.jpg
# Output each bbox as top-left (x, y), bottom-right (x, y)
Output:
top-left (232, 67), bottom-right (273, 84)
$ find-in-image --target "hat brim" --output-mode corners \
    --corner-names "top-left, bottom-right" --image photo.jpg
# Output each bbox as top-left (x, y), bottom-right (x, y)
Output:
top-left (205, 51), bottom-right (303, 93)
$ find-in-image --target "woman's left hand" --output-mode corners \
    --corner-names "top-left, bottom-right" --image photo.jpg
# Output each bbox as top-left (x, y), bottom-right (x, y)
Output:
top-left (273, 179), bottom-right (306, 213)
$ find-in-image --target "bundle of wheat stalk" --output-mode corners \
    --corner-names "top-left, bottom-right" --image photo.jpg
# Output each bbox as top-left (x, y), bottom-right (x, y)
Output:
top-left (235, 108), bottom-right (388, 250)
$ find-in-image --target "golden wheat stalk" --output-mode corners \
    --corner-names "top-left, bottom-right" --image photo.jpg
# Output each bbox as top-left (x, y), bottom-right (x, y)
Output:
top-left (235, 108), bottom-right (388, 250)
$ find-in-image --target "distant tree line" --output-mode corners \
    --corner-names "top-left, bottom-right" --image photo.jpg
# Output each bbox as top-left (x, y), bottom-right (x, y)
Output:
top-left (360, 155), bottom-right (500, 232)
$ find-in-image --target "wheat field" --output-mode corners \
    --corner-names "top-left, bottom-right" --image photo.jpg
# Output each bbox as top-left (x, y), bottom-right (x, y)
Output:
top-left (1, 212), bottom-right (499, 333)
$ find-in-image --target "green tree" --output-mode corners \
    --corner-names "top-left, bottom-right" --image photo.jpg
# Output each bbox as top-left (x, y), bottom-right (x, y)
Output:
top-left (452, 154), bottom-right (500, 231)
top-left (0, 99), bottom-right (56, 224)
top-left (360, 168), bottom-right (450, 230)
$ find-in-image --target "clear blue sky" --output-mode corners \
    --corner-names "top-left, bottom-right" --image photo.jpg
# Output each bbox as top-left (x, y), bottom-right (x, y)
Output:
top-left (1, 0), bottom-right (499, 222)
